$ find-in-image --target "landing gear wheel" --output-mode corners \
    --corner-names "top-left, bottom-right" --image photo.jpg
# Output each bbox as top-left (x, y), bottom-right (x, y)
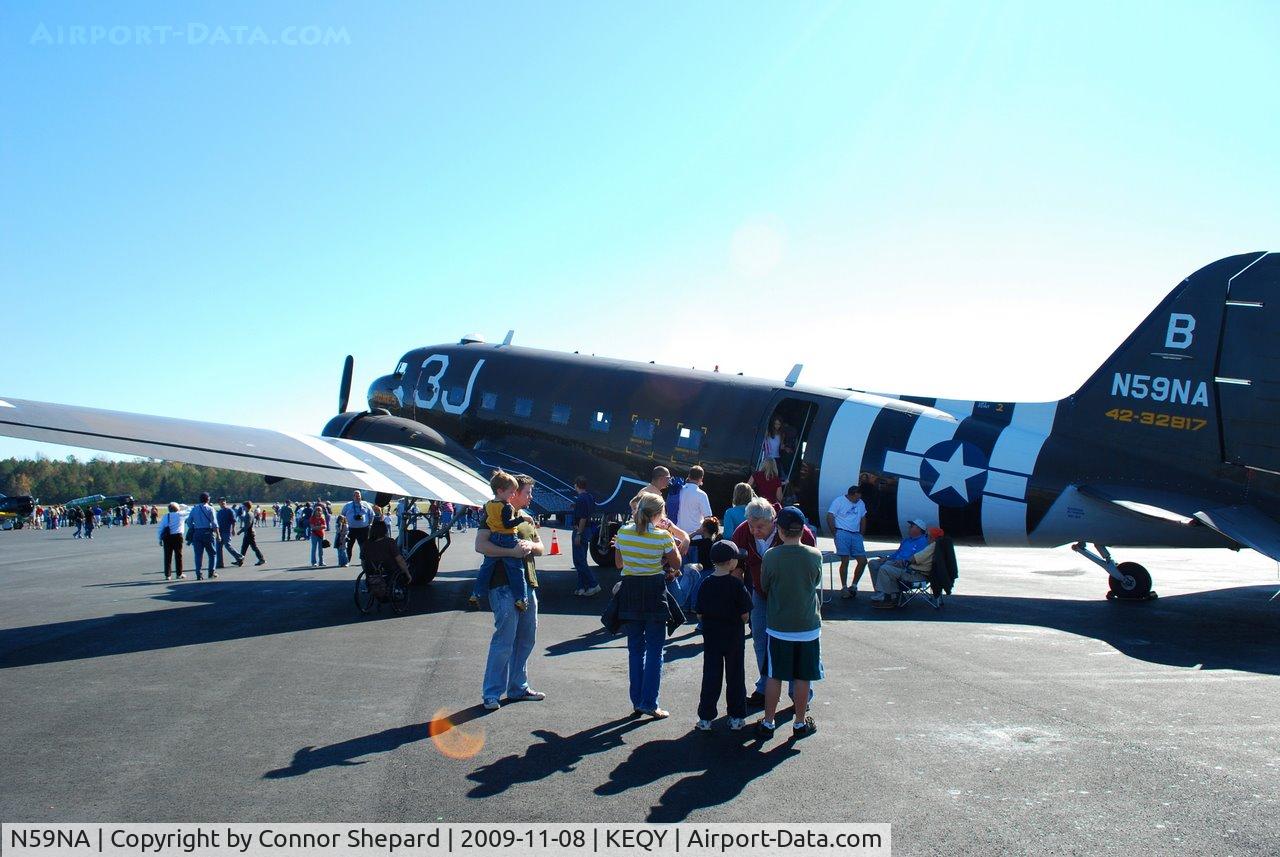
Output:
top-left (589, 521), bottom-right (620, 568)
top-left (1108, 562), bottom-right (1154, 600)
top-left (403, 529), bottom-right (440, 585)
top-left (588, 541), bottom-right (615, 568)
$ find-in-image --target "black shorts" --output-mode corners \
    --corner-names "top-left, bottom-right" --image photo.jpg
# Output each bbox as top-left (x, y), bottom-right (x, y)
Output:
top-left (766, 635), bottom-right (824, 681)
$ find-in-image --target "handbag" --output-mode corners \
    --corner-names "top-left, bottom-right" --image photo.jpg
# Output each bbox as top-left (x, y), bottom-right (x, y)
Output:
top-left (600, 591), bottom-right (622, 634)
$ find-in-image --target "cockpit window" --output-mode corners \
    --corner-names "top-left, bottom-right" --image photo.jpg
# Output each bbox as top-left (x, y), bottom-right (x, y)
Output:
top-left (395, 361), bottom-right (408, 377)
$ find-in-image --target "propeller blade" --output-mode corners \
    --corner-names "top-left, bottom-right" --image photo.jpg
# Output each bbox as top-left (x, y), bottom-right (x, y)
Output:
top-left (339, 354), bottom-right (354, 413)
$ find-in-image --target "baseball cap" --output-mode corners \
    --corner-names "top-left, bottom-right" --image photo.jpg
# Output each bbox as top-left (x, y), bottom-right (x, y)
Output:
top-left (908, 517), bottom-right (927, 531)
top-left (709, 539), bottom-right (747, 565)
top-left (777, 506), bottom-right (808, 531)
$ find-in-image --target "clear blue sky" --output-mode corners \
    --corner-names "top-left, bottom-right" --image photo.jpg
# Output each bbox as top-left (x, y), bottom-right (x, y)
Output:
top-left (3, 1), bottom-right (1277, 460)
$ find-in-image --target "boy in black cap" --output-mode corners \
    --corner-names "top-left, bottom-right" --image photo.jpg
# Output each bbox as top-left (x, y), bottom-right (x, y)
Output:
top-left (694, 539), bottom-right (753, 730)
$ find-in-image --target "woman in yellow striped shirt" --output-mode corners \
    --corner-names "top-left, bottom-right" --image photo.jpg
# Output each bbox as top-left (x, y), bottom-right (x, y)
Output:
top-left (613, 492), bottom-right (690, 718)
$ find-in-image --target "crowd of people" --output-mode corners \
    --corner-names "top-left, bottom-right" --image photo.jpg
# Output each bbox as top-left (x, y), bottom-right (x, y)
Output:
top-left (24, 503), bottom-right (160, 535)
top-left (471, 458), bottom-right (949, 741)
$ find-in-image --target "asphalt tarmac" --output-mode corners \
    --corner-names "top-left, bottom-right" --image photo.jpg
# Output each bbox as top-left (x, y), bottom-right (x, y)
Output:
top-left (1, 523), bottom-right (1277, 854)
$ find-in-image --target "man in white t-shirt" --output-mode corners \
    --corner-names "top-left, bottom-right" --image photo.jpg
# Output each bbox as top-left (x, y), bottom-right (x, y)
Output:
top-left (341, 489), bottom-right (376, 562)
top-left (675, 465), bottom-right (714, 535)
top-left (825, 484), bottom-right (868, 599)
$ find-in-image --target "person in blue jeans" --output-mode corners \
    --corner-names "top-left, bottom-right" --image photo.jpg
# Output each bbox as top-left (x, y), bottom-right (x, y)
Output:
top-left (186, 493), bottom-right (220, 580)
top-left (570, 476), bottom-right (600, 596)
top-left (613, 492), bottom-right (690, 718)
top-left (477, 474), bottom-right (546, 710)
top-left (215, 498), bottom-right (245, 569)
top-left (470, 470), bottom-right (529, 610)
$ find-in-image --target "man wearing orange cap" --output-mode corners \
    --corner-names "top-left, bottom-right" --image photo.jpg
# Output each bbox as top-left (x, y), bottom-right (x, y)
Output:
top-left (870, 521), bottom-right (943, 608)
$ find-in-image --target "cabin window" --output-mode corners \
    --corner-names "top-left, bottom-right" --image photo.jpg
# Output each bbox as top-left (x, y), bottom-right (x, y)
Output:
top-left (551, 403), bottom-right (571, 425)
top-left (590, 410), bottom-right (611, 433)
top-left (480, 392), bottom-right (498, 411)
top-left (632, 417), bottom-right (656, 441)
top-left (446, 386), bottom-right (465, 407)
top-left (676, 425), bottom-right (703, 451)
top-left (513, 397), bottom-right (534, 418)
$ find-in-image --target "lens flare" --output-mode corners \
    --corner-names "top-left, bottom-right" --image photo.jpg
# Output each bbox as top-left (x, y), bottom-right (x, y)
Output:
top-left (429, 708), bottom-right (486, 760)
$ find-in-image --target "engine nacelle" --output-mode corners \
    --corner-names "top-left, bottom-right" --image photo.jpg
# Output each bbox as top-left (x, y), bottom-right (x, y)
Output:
top-left (321, 410), bottom-right (451, 453)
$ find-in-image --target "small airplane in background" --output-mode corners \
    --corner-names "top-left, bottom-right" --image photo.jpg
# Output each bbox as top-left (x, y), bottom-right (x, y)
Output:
top-left (1, 252), bottom-right (1277, 601)
top-left (0, 493), bottom-right (36, 528)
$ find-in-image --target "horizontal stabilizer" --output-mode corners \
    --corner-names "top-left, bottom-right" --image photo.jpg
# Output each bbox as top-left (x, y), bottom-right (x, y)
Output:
top-left (1192, 506), bottom-right (1280, 563)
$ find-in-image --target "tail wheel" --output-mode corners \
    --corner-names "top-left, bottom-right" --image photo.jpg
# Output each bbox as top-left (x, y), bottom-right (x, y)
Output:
top-left (404, 529), bottom-right (441, 585)
top-left (1108, 562), bottom-right (1152, 599)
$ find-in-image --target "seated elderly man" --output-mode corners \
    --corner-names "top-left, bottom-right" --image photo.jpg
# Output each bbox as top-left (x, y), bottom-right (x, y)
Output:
top-left (869, 519), bottom-right (941, 607)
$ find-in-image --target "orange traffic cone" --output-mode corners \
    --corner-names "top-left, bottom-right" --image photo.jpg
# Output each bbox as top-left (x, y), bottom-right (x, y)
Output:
top-left (550, 531), bottom-right (561, 556)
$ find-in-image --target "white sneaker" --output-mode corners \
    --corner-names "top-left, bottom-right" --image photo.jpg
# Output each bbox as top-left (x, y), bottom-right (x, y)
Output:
top-left (483, 699), bottom-right (500, 711)
top-left (695, 719), bottom-right (712, 731)
top-left (573, 588), bottom-right (585, 596)
top-left (584, 585), bottom-right (602, 596)
top-left (729, 717), bottom-right (746, 730)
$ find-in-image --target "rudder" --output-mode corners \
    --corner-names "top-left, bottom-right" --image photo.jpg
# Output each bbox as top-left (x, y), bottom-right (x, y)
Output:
top-left (1059, 252), bottom-right (1274, 467)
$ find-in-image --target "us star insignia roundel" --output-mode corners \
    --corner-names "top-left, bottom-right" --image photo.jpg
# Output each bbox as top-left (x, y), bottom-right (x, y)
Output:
top-left (919, 440), bottom-right (989, 507)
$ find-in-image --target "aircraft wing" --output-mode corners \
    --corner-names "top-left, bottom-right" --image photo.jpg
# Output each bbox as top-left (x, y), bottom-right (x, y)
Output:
top-left (1192, 506), bottom-right (1280, 563)
top-left (0, 397), bottom-right (492, 506)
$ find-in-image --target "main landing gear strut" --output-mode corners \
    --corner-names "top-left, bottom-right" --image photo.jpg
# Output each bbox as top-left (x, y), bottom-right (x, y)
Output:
top-left (1071, 542), bottom-right (1158, 601)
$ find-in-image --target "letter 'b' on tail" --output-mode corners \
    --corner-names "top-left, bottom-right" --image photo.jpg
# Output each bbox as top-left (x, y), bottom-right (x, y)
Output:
top-left (1062, 252), bottom-right (1280, 471)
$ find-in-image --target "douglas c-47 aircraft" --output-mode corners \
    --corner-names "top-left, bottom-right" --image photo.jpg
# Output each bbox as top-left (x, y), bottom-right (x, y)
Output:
top-left (1, 252), bottom-right (1277, 600)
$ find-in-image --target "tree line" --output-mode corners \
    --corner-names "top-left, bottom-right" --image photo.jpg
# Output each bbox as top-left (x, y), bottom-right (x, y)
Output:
top-left (0, 457), bottom-right (340, 504)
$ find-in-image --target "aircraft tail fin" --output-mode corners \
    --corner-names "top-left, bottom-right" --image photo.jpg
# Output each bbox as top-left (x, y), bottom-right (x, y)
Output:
top-left (1062, 252), bottom-right (1280, 470)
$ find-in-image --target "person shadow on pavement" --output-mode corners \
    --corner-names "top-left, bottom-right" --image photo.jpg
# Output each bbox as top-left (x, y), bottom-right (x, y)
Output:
top-left (594, 728), bottom-right (801, 822)
top-left (466, 715), bottom-right (647, 798)
top-left (263, 705), bottom-right (488, 779)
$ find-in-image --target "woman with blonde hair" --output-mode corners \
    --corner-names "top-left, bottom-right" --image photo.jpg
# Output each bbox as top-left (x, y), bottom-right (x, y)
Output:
top-left (613, 492), bottom-right (690, 718)
top-left (748, 457), bottom-right (784, 508)
top-left (721, 482), bottom-right (755, 538)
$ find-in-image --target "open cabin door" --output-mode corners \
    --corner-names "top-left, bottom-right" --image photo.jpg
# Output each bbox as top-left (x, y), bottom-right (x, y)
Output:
top-left (758, 393), bottom-right (823, 521)
top-left (1217, 253), bottom-right (1280, 474)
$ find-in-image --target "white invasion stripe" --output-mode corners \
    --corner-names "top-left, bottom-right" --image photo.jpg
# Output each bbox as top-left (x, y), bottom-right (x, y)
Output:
top-left (393, 444), bottom-right (490, 490)
top-left (893, 476), bottom-right (937, 538)
top-left (334, 438), bottom-right (459, 502)
top-left (818, 394), bottom-right (887, 523)
top-left (982, 496), bottom-right (1030, 546)
top-left (393, 445), bottom-right (492, 499)
top-left (984, 471), bottom-right (1028, 500)
top-left (883, 450), bottom-right (921, 479)
top-left (988, 402), bottom-right (1058, 474)
top-left (0, 399), bottom-right (13, 408)
top-left (1008, 401), bottom-right (1058, 436)
top-left (905, 409), bottom-right (964, 454)
top-left (279, 431), bottom-right (398, 494)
